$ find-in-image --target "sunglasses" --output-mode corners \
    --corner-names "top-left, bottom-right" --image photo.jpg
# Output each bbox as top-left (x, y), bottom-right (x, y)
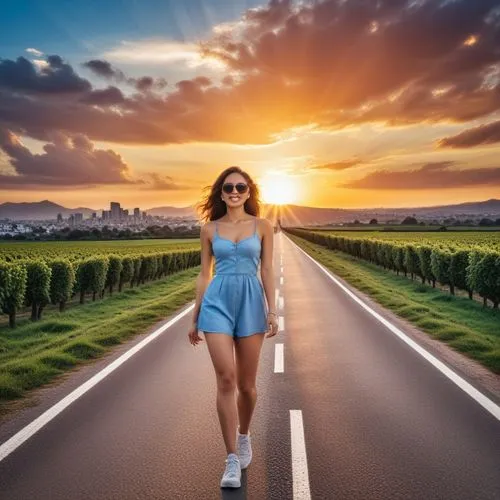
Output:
top-left (222, 182), bottom-right (249, 194)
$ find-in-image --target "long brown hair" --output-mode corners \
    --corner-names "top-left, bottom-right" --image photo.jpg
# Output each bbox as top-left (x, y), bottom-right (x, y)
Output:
top-left (196, 166), bottom-right (262, 223)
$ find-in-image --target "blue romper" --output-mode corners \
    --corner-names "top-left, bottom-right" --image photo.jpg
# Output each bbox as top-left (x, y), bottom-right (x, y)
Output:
top-left (197, 217), bottom-right (269, 338)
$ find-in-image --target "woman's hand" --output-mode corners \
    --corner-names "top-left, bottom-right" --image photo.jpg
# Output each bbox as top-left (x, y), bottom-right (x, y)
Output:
top-left (265, 312), bottom-right (279, 338)
top-left (188, 322), bottom-right (204, 346)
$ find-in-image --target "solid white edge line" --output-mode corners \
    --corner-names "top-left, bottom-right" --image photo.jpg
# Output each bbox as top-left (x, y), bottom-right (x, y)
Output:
top-left (274, 344), bottom-right (284, 373)
top-left (284, 233), bottom-right (500, 421)
top-left (0, 304), bottom-right (195, 463)
top-left (290, 409), bottom-right (312, 500)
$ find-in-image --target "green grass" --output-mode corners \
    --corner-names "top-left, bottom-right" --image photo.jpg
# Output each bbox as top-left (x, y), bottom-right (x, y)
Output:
top-left (286, 233), bottom-right (500, 375)
top-left (0, 267), bottom-right (199, 404)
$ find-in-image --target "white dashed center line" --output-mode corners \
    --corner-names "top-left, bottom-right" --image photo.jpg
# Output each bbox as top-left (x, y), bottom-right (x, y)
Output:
top-left (274, 343), bottom-right (284, 373)
top-left (290, 410), bottom-right (312, 500)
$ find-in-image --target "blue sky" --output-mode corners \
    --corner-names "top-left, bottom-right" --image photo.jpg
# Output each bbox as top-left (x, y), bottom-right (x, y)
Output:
top-left (0, 0), bottom-right (263, 60)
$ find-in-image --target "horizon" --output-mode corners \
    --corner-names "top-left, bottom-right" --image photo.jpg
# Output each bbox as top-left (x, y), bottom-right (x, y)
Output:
top-left (1, 0), bottom-right (500, 209)
top-left (3, 197), bottom-right (500, 213)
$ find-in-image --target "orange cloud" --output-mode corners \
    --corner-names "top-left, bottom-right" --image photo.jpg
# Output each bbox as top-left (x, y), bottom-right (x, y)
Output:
top-left (340, 161), bottom-right (500, 189)
top-left (0, 0), bottom-right (499, 148)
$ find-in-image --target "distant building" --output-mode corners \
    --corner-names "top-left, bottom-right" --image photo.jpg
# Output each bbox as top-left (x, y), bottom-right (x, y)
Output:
top-left (57, 213), bottom-right (63, 223)
top-left (110, 202), bottom-right (121, 220)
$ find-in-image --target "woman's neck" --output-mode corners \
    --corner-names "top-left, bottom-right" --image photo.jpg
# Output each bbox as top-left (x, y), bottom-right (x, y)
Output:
top-left (224, 206), bottom-right (249, 223)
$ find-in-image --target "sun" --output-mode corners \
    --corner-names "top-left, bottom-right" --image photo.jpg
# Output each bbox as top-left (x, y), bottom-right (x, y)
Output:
top-left (259, 171), bottom-right (297, 205)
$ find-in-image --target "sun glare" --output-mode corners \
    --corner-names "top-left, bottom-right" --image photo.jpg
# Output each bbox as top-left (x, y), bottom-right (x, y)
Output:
top-left (259, 172), bottom-right (297, 205)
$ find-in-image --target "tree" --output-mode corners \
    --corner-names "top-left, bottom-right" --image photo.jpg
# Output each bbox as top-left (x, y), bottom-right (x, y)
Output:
top-left (24, 261), bottom-right (52, 320)
top-left (49, 259), bottom-right (76, 312)
top-left (401, 216), bottom-right (418, 225)
top-left (479, 218), bottom-right (494, 227)
top-left (0, 263), bottom-right (27, 328)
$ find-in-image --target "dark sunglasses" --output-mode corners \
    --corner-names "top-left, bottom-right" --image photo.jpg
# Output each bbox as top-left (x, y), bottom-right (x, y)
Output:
top-left (222, 182), bottom-right (249, 194)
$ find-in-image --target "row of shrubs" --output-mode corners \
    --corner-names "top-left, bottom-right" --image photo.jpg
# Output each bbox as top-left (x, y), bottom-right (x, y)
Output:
top-left (0, 249), bottom-right (201, 328)
top-left (285, 228), bottom-right (500, 308)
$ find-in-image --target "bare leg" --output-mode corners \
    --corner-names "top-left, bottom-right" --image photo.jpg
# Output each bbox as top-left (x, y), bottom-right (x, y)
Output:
top-left (204, 333), bottom-right (238, 454)
top-left (234, 333), bottom-right (265, 435)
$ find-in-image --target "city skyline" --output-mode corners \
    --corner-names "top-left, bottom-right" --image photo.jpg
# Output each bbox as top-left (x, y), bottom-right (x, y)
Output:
top-left (1, 0), bottom-right (500, 209)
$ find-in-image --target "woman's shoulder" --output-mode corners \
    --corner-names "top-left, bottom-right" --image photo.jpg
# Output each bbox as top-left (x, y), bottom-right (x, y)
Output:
top-left (255, 217), bottom-right (272, 229)
top-left (200, 220), bottom-right (217, 236)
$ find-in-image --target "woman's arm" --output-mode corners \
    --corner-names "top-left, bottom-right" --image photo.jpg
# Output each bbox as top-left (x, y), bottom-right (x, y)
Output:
top-left (192, 222), bottom-right (214, 327)
top-left (259, 218), bottom-right (276, 315)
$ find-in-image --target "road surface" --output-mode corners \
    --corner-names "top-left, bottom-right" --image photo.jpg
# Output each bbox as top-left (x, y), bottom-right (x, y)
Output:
top-left (0, 231), bottom-right (499, 499)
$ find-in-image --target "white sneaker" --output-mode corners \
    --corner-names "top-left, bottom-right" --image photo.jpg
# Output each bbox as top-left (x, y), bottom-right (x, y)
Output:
top-left (220, 453), bottom-right (241, 488)
top-left (237, 429), bottom-right (252, 469)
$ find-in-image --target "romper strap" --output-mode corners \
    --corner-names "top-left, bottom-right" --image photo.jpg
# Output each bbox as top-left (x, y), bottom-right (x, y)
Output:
top-left (254, 217), bottom-right (257, 235)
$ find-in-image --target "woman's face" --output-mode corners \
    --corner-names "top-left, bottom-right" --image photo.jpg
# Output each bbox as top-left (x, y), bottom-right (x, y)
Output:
top-left (221, 173), bottom-right (250, 208)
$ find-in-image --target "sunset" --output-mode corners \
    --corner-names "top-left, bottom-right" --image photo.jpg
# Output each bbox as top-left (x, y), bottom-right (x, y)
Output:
top-left (259, 171), bottom-right (298, 205)
top-left (1, 0), bottom-right (499, 210)
top-left (1, 2), bottom-right (500, 499)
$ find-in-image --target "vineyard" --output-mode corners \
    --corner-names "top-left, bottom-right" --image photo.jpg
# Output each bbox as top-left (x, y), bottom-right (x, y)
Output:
top-left (285, 229), bottom-right (500, 308)
top-left (0, 239), bottom-right (201, 329)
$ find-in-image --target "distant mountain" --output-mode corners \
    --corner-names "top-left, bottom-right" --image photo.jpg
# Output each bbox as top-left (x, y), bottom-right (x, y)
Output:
top-left (145, 204), bottom-right (198, 217)
top-left (273, 199), bottom-right (500, 226)
top-left (0, 199), bottom-right (499, 223)
top-left (0, 200), bottom-right (97, 221)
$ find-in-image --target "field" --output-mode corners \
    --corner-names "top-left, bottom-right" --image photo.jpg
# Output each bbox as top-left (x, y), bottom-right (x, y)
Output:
top-left (312, 229), bottom-right (500, 249)
top-left (0, 238), bottom-right (200, 262)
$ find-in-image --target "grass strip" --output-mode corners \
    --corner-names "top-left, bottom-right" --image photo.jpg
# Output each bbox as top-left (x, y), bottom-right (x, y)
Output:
top-left (0, 267), bottom-right (199, 403)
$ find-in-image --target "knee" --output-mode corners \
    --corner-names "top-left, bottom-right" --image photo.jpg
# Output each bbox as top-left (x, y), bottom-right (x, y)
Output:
top-left (216, 372), bottom-right (236, 392)
top-left (237, 383), bottom-right (256, 396)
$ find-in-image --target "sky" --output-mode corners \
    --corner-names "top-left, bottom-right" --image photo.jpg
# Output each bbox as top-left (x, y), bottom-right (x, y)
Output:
top-left (0, 0), bottom-right (500, 210)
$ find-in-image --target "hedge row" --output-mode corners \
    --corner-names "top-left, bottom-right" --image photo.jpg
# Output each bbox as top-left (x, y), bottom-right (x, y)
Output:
top-left (286, 228), bottom-right (500, 308)
top-left (0, 249), bottom-right (201, 328)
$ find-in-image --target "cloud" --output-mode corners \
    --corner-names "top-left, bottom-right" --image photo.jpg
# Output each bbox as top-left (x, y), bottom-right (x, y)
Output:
top-left (82, 59), bottom-right (124, 80)
top-left (201, 0), bottom-right (500, 128)
top-left (0, 55), bottom-right (91, 94)
top-left (309, 157), bottom-right (365, 170)
top-left (82, 59), bottom-right (169, 92)
top-left (26, 48), bottom-right (44, 57)
top-left (1, 0), bottom-right (500, 147)
top-left (0, 128), bottom-right (134, 188)
top-left (135, 171), bottom-right (192, 190)
top-left (79, 86), bottom-right (126, 105)
top-left (340, 161), bottom-right (500, 189)
top-left (101, 39), bottom-right (225, 70)
top-left (436, 119), bottom-right (500, 148)
top-left (0, 127), bottom-right (192, 191)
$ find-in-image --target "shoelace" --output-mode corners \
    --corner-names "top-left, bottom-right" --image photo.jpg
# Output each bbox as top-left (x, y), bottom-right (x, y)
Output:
top-left (238, 435), bottom-right (250, 450)
top-left (225, 456), bottom-right (240, 477)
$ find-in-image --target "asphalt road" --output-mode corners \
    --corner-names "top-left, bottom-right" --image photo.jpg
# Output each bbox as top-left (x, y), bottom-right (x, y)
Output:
top-left (0, 231), bottom-right (499, 500)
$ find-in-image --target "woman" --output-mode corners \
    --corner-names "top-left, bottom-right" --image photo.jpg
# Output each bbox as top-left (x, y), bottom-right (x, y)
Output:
top-left (188, 166), bottom-right (279, 489)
